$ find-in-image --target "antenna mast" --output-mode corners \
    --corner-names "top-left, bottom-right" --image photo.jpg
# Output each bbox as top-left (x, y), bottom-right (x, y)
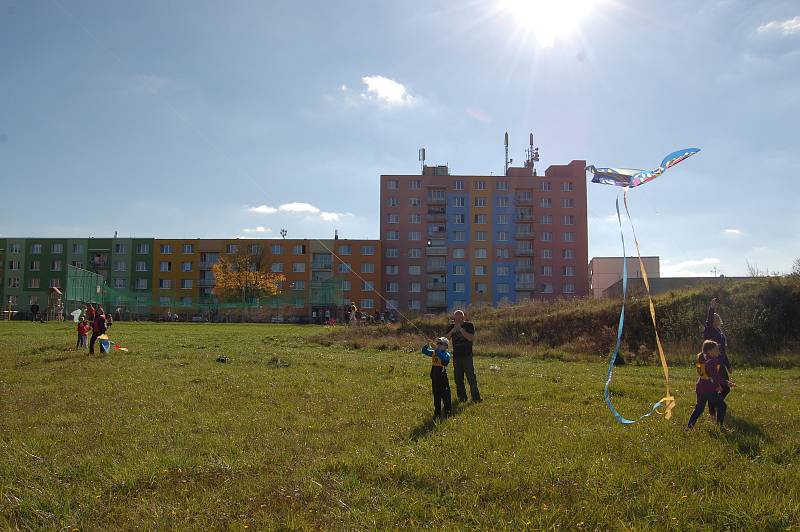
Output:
top-left (504, 132), bottom-right (509, 176)
top-left (525, 132), bottom-right (540, 175)
top-left (418, 147), bottom-right (426, 174)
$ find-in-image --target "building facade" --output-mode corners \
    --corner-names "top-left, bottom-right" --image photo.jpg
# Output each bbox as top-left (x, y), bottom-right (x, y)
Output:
top-left (380, 159), bottom-right (589, 313)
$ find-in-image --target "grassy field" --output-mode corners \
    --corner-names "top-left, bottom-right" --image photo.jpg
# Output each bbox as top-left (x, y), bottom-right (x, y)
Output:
top-left (1, 322), bottom-right (799, 530)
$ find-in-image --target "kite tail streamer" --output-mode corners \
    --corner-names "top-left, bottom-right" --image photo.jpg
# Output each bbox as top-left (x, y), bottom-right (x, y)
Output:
top-left (623, 193), bottom-right (676, 419)
top-left (604, 190), bottom-right (673, 424)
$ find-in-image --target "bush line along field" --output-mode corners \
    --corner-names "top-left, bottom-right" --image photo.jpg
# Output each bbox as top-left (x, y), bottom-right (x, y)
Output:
top-left (1, 321), bottom-right (799, 530)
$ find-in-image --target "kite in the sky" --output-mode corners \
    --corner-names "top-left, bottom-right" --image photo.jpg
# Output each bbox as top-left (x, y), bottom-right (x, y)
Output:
top-left (587, 148), bottom-right (700, 188)
top-left (588, 148), bottom-right (701, 424)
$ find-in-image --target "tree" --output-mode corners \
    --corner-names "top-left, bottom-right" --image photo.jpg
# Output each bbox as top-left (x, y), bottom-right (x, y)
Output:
top-left (791, 258), bottom-right (800, 278)
top-left (212, 248), bottom-right (285, 321)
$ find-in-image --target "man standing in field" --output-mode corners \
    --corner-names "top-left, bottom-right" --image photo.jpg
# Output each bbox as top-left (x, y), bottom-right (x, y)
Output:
top-left (446, 310), bottom-right (482, 403)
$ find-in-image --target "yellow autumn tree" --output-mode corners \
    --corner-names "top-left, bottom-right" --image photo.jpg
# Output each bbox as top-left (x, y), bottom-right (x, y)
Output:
top-left (212, 249), bottom-right (285, 320)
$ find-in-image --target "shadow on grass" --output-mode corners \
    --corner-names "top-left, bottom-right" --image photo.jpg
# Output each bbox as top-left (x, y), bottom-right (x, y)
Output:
top-left (408, 400), bottom-right (477, 441)
top-left (714, 414), bottom-right (770, 460)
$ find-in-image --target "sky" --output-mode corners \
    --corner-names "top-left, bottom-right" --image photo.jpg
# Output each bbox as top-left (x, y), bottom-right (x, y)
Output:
top-left (1, 0), bottom-right (798, 276)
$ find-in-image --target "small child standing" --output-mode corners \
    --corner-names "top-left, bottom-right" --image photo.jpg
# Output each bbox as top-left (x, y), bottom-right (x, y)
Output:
top-left (422, 337), bottom-right (452, 421)
top-left (687, 340), bottom-right (732, 428)
top-left (76, 317), bottom-right (90, 349)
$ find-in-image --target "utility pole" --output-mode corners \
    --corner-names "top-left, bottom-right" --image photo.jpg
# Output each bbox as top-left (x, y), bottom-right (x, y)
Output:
top-left (710, 267), bottom-right (718, 277)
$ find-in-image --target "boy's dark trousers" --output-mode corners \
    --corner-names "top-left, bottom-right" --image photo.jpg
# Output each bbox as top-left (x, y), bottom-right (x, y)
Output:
top-left (688, 391), bottom-right (726, 428)
top-left (431, 369), bottom-right (452, 419)
top-left (708, 367), bottom-right (731, 417)
top-left (89, 332), bottom-right (99, 354)
top-left (453, 354), bottom-right (481, 402)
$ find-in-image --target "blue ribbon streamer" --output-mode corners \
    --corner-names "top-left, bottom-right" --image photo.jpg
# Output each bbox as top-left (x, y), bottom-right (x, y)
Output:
top-left (603, 191), bottom-right (665, 424)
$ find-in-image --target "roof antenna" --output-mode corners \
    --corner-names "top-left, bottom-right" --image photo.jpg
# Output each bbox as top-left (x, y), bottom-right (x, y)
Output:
top-left (334, 229), bottom-right (339, 241)
top-left (418, 148), bottom-right (426, 174)
top-left (504, 131), bottom-right (509, 176)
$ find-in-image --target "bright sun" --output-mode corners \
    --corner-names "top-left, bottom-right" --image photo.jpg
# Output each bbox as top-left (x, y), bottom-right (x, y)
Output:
top-left (500, 0), bottom-right (598, 47)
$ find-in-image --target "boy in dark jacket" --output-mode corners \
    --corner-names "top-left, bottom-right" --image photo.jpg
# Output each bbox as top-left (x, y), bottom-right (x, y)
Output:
top-left (703, 298), bottom-right (731, 416)
top-left (421, 337), bottom-right (452, 421)
top-left (687, 340), bottom-right (732, 428)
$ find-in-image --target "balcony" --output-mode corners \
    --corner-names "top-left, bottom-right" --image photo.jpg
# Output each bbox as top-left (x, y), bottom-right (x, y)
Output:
top-left (199, 261), bottom-right (218, 269)
top-left (427, 264), bottom-right (447, 273)
top-left (427, 197), bottom-right (446, 206)
top-left (516, 284), bottom-right (535, 291)
top-left (516, 264), bottom-right (533, 272)
top-left (311, 261), bottom-right (333, 270)
top-left (426, 295), bottom-right (448, 308)
top-left (426, 247), bottom-right (447, 257)
top-left (515, 231), bottom-right (535, 239)
top-left (514, 196), bottom-right (534, 205)
top-left (514, 214), bottom-right (535, 222)
top-left (426, 214), bottom-right (447, 223)
top-left (515, 248), bottom-right (535, 256)
top-left (198, 279), bottom-right (215, 287)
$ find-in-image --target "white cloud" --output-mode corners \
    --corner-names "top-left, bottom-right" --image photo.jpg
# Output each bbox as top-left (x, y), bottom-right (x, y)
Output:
top-left (723, 228), bottom-right (743, 235)
top-left (466, 108), bottom-right (492, 123)
top-left (320, 211), bottom-right (353, 222)
top-left (248, 205), bottom-right (278, 214)
top-left (662, 257), bottom-right (720, 277)
top-left (242, 226), bottom-right (271, 233)
top-left (278, 202), bottom-right (320, 214)
top-left (360, 75), bottom-right (415, 105)
top-left (757, 16), bottom-right (800, 35)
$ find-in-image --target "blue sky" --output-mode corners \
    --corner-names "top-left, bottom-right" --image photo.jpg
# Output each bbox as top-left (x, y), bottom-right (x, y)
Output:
top-left (1, 0), bottom-right (798, 276)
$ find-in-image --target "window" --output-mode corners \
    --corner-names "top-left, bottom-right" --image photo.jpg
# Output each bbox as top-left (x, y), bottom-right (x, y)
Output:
top-left (563, 283), bottom-right (576, 294)
top-left (562, 198), bottom-right (575, 208)
top-left (159, 279), bottom-right (172, 289)
top-left (454, 180), bottom-right (464, 190)
top-left (30, 260), bottom-right (40, 271)
top-left (476, 231), bottom-right (487, 241)
top-left (409, 231), bottom-right (421, 241)
top-left (387, 299), bottom-right (399, 310)
top-left (338, 245), bottom-right (352, 255)
top-left (341, 280), bottom-right (352, 291)
top-left (160, 244), bottom-right (172, 254)
top-left (410, 179), bottom-right (422, 189)
top-left (181, 261), bottom-right (192, 272)
top-left (292, 262), bottom-right (305, 273)
top-left (409, 282), bottom-right (421, 293)
top-left (226, 244), bottom-right (238, 254)
top-left (540, 181), bottom-right (552, 191)
top-left (475, 265), bottom-right (487, 276)
top-left (542, 266), bottom-right (553, 276)
top-left (386, 248), bottom-right (399, 258)
top-left (386, 282), bottom-right (399, 293)
top-left (28, 296), bottom-right (38, 306)
top-left (387, 197), bottom-right (400, 207)
top-left (515, 191), bottom-right (532, 203)
top-left (474, 214), bottom-right (487, 224)
top-left (293, 280), bottom-right (305, 290)
top-left (135, 279), bottom-right (148, 290)
top-left (563, 266), bottom-right (576, 276)
top-left (409, 197), bottom-right (421, 207)
top-left (113, 278), bottom-right (126, 289)
top-left (271, 244), bottom-right (282, 255)
top-left (562, 181), bottom-right (574, 192)
top-left (409, 214), bottom-right (421, 224)
top-left (386, 265), bottom-right (399, 275)
top-left (497, 283), bottom-right (509, 294)
top-left (8, 260), bottom-right (20, 271)
top-left (563, 232), bottom-right (576, 242)
top-left (386, 231), bottom-right (399, 241)
top-left (249, 244), bottom-right (261, 255)
top-left (7, 278), bottom-right (19, 288)
top-left (497, 181), bottom-right (509, 191)
top-left (453, 231), bottom-right (465, 241)
top-left (361, 245), bottom-right (376, 256)
top-left (361, 299), bottom-right (374, 309)
top-left (497, 214), bottom-right (509, 225)
top-left (453, 265), bottom-right (465, 275)
top-left (387, 214), bottom-right (400, 224)
top-left (362, 281), bottom-right (374, 292)
top-left (408, 248), bottom-right (422, 258)
top-left (408, 265), bottom-right (421, 275)
top-left (181, 279), bottom-right (193, 289)
top-left (474, 197), bottom-right (487, 207)
top-left (541, 232), bottom-right (553, 242)
top-left (541, 249), bottom-right (553, 259)
top-left (452, 196), bottom-right (465, 207)
top-left (497, 265), bottom-right (510, 276)
top-left (113, 261), bottom-right (125, 272)
top-left (540, 198), bottom-right (552, 208)
top-left (293, 244), bottom-right (306, 255)
top-left (71, 261), bottom-right (84, 269)
top-left (114, 243), bottom-right (127, 254)
top-left (386, 179), bottom-right (399, 190)
top-left (159, 261), bottom-right (171, 272)
top-left (452, 214), bottom-right (465, 224)
top-left (51, 260), bottom-right (63, 272)
top-left (564, 215), bottom-right (575, 225)
top-left (497, 231), bottom-right (509, 242)
top-left (9, 243), bottom-right (21, 254)
top-left (31, 244), bottom-right (42, 254)
top-left (475, 180), bottom-right (486, 190)
top-left (361, 263), bottom-right (375, 273)
top-left (428, 189), bottom-right (445, 203)
top-left (408, 300), bottom-right (421, 310)
top-left (562, 248), bottom-right (575, 259)
top-left (496, 248), bottom-right (510, 259)
top-left (541, 215), bottom-right (552, 224)
top-left (475, 283), bottom-right (488, 294)
top-left (475, 248), bottom-right (487, 259)
top-left (496, 196), bottom-right (510, 208)
top-left (454, 282), bottom-right (466, 293)
top-left (541, 283), bottom-right (554, 293)
top-left (180, 296), bottom-right (192, 307)
top-left (134, 243), bottom-right (148, 254)
top-left (52, 243), bottom-right (64, 254)
top-left (339, 263), bottom-right (351, 273)
top-left (159, 297), bottom-right (170, 306)
top-left (271, 263), bottom-right (284, 273)
top-left (452, 248), bottom-right (465, 259)
top-left (28, 278), bottom-right (40, 289)
top-left (135, 261), bottom-right (147, 271)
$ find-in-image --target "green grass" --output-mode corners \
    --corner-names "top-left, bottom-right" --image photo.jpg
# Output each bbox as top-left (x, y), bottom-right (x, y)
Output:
top-left (1, 322), bottom-right (799, 530)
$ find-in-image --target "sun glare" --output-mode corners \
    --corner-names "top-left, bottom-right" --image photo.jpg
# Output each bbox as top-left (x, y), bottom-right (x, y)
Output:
top-left (500, 0), bottom-right (598, 47)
